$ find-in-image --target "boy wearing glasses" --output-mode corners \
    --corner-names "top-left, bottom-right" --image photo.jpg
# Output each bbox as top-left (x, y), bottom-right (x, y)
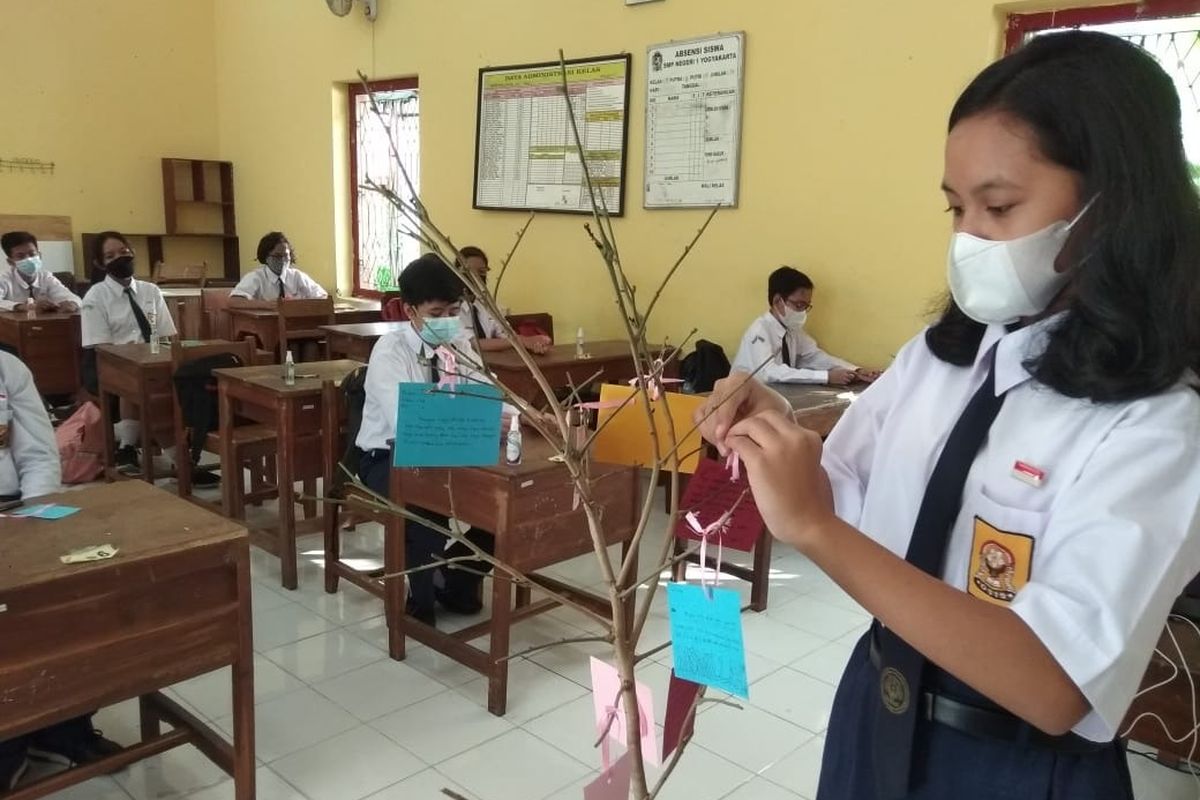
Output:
top-left (731, 266), bottom-right (878, 386)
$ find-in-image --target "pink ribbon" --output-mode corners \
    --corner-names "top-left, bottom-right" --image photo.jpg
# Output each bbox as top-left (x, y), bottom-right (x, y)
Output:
top-left (598, 707), bottom-right (617, 771)
top-left (627, 358), bottom-right (683, 401)
top-left (433, 345), bottom-right (458, 392)
top-left (684, 454), bottom-right (741, 597)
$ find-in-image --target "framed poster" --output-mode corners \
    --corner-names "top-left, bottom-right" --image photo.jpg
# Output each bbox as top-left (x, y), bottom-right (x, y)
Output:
top-left (644, 33), bottom-right (745, 208)
top-left (473, 54), bottom-right (631, 215)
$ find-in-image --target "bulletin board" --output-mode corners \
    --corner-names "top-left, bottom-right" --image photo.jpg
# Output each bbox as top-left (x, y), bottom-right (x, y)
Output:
top-left (473, 54), bottom-right (632, 216)
top-left (644, 32), bottom-right (746, 208)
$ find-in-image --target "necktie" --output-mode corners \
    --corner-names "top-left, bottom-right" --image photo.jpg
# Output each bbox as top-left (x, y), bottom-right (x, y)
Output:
top-left (278, 276), bottom-right (288, 300)
top-left (872, 351), bottom-right (1007, 799)
top-left (471, 304), bottom-right (486, 339)
top-left (124, 287), bottom-right (152, 343)
top-left (428, 351), bottom-right (440, 383)
top-left (780, 331), bottom-right (792, 367)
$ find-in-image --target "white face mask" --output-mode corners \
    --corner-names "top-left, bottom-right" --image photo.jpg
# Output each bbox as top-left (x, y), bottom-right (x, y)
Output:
top-left (781, 308), bottom-right (808, 329)
top-left (947, 199), bottom-right (1095, 325)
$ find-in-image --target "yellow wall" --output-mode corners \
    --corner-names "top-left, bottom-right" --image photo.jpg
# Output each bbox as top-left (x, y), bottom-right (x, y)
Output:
top-left (0, 1), bottom-right (219, 277)
top-left (211, 0), bottom-right (1015, 366)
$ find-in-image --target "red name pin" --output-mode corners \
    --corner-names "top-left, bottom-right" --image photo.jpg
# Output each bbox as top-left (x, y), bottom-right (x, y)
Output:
top-left (1012, 460), bottom-right (1045, 488)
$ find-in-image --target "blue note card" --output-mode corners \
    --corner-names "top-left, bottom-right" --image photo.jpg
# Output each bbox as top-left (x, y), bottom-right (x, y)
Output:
top-left (12, 504), bottom-right (81, 520)
top-left (666, 583), bottom-right (749, 699)
top-left (393, 382), bottom-right (504, 467)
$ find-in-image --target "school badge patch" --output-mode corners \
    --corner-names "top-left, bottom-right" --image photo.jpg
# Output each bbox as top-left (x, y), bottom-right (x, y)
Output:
top-left (967, 516), bottom-right (1034, 606)
top-left (880, 667), bottom-right (909, 715)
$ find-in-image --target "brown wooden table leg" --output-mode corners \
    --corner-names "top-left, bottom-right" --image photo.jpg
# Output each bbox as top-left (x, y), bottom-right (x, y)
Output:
top-left (218, 382), bottom-right (238, 519)
top-left (138, 695), bottom-right (161, 740)
top-left (487, 567), bottom-right (512, 716)
top-left (232, 552), bottom-right (256, 800)
top-left (749, 528), bottom-right (773, 612)
top-left (138, 378), bottom-right (156, 484)
top-left (385, 506), bottom-right (407, 661)
top-left (277, 397), bottom-right (298, 590)
top-left (100, 385), bottom-right (117, 482)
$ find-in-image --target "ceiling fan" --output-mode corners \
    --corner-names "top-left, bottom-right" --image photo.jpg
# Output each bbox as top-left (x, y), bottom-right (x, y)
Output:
top-left (326, 0), bottom-right (378, 22)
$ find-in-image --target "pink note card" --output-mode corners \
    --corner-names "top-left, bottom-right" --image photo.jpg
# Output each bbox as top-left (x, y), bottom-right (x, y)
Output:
top-left (589, 657), bottom-right (661, 766)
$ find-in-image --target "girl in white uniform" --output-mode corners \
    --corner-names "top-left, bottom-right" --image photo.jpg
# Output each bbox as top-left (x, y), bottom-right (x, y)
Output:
top-left (700, 32), bottom-right (1200, 800)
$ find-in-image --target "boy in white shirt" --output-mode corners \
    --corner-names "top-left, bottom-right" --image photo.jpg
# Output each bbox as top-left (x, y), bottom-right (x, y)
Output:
top-left (0, 231), bottom-right (80, 313)
top-left (229, 232), bottom-right (327, 308)
top-left (356, 253), bottom-right (500, 625)
top-left (80, 232), bottom-right (177, 470)
top-left (0, 353), bottom-right (121, 789)
top-left (457, 245), bottom-right (551, 354)
top-left (731, 266), bottom-right (879, 385)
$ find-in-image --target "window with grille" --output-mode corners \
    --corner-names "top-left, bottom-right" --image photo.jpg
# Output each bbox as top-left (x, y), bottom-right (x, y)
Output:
top-left (1008, 2), bottom-right (1200, 183)
top-left (349, 77), bottom-right (420, 297)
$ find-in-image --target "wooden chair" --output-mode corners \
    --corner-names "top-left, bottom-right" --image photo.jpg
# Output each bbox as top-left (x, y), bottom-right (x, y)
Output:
top-left (380, 291), bottom-right (407, 322)
top-left (154, 260), bottom-right (208, 288)
top-left (201, 288), bottom-right (234, 340)
top-left (278, 297), bottom-right (335, 362)
top-left (506, 312), bottom-right (554, 342)
top-left (170, 338), bottom-right (278, 514)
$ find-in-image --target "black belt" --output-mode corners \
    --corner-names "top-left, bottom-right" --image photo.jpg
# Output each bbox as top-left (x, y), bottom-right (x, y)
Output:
top-left (359, 447), bottom-right (390, 462)
top-left (868, 630), bottom-right (1106, 755)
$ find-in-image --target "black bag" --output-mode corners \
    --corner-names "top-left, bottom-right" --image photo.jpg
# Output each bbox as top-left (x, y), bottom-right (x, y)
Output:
top-left (333, 366), bottom-right (369, 495)
top-left (680, 339), bottom-right (731, 393)
top-left (172, 353), bottom-right (243, 463)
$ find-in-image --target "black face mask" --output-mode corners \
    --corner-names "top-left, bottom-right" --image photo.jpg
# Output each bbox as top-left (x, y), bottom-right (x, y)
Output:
top-left (106, 255), bottom-right (135, 280)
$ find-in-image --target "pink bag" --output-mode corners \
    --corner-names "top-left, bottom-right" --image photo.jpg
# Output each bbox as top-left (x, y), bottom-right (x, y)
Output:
top-left (56, 401), bottom-right (105, 484)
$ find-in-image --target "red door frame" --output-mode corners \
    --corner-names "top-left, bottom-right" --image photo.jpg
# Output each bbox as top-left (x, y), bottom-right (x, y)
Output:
top-left (1006, 1), bottom-right (1200, 51)
top-left (348, 76), bottom-right (419, 298)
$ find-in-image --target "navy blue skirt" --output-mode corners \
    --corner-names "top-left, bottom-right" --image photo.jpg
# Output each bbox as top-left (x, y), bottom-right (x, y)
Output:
top-left (816, 634), bottom-right (1135, 800)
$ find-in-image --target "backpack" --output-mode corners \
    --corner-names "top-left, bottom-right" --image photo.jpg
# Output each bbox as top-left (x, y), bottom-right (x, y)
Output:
top-left (56, 401), bottom-right (105, 484)
top-left (173, 353), bottom-right (244, 463)
top-left (679, 339), bottom-right (731, 393)
top-left (331, 366), bottom-right (369, 496)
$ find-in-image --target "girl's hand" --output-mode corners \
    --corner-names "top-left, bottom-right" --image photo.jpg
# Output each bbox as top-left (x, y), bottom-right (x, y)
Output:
top-left (694, 371), bottom-right (790, 456)
top-left (725, 409), bottom-right (836, 551)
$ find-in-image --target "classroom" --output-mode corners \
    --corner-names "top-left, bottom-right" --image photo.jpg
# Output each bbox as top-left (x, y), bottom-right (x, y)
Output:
top-left (2, 1), bottom-right (1200, 799)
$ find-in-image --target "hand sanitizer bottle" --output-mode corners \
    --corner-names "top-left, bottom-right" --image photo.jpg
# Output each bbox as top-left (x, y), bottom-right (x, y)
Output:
top-left (575, 326), bottom-right (585, 359)
top-left (25, 298), bottom-right (35, 320)
top-left (146, 305), bottom-right (159, 353)
top-left (283, 350), bottom-right (296, 386)
top-left (505, 413), bottom-right (523, 465)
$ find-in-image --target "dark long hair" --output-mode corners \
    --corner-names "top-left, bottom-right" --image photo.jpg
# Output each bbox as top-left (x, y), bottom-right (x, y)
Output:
top-left (927, 31), bottom-right (1200, 402)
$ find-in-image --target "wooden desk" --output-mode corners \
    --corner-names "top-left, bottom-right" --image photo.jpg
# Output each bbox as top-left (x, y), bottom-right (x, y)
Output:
top-left (0, 481), bottom-right (254, 800)
top-left (772, 381), bottom-right (867, 437)
top-left (215, 359), bottom-right (364, 589)
top-left (379, 436), bottom-right (639, 715)
top-left (229, 303), bottom-right (382, 355)
top-left (484, 340), bottom-right (674, 404)
top-left (321, 321), bottom-right (407, 362)
top-left (0, 310), bottom-right (82, 396)
top-left (97, 341), bottom-right (273, 484)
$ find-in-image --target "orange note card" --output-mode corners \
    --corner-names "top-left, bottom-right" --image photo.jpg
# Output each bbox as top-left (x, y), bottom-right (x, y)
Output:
top-left (591, 384), bottom-right (704, 473)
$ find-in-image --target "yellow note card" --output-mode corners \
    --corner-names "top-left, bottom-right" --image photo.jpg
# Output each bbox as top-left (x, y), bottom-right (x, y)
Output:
top-left (591, 384), bottom-right (704, 473)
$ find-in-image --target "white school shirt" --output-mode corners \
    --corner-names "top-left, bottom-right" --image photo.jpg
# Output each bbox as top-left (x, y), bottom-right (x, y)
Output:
top-left (459, 298), bottom-right (505, 340)
top-left (821, 315), bottom-right (1200, 742)
top-left (230, 265), bottom-right (328, 301)
top-left (0, 352), bottom-right (62, 499)
top-left (80, 276), bottom-right (178, 347)
top-left (0, 265), bottom-right (81, 311)
top-left (731, 311), bottom-right (856, 384)
top-left (356, 322), bottom-right (515, 452)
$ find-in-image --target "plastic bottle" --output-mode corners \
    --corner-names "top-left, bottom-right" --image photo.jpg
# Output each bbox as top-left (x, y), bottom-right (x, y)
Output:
top-left (146, 305), bottom-right (159, 354)
top-left (575, 326), bottom-right (585, 359)
top-left (283, 350), bottom-right (296, 386)
top-left (25, 298), bottom-right (35, 320)
top-left (505, 413), bottom-right (523, 465)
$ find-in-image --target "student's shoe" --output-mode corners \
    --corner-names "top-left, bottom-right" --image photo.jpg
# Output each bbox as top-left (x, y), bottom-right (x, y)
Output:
top-left (28, 728), bottom-right (122, 768)
top-left (436, 587), bottom-right (483, 615)
top-left (114, 445), bottom-right (140, 472)
top-left (0, 751), bottom-right (29, 791)
top-left (405, 598), bottom-right (436, 626)
top-left (191, 469), bottom-right (221, 488)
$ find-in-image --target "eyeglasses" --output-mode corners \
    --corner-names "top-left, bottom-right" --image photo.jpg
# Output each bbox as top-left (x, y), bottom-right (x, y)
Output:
top-left (784, 299), bottom-right (813, 312)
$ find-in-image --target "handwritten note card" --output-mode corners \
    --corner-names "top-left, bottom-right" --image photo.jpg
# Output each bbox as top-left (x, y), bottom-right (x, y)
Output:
top-left (589, 656), bottom-right (661, 766)
top-left (674, 457), bottom-right (764, 552)
top-left (9, 504), bottom-right (81, 520)
top-left (667, 583), bottom-right (749, 699)
top-left (583, 751), bottom-right (634, 800)
top-left (393, 382), bottom-right (503, 467)
top-left (591, 384), bottom-right (704, 474)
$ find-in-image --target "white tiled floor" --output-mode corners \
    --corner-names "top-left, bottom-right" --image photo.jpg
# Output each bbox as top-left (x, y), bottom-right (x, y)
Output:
top-left (22, 483), bottom-right (1200, 800)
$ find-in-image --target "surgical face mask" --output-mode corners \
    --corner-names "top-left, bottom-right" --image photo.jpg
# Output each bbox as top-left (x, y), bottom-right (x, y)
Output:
top-left (782, 308), bottom-right (808, 329)
top-left (947, 199), bottom-right (1095, 325)
top-left (13, 255), bottom-right (41, 278)
top-left (419, 314), bottom-right (462, 345)
top-left (265, 255), bottom-right (290, 275)
top-left (106, 255), bottom-right (135, 280)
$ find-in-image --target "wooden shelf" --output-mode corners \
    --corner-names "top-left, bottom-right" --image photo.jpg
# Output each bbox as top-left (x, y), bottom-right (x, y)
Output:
top-left (160, 158), bottom-right (239, 280)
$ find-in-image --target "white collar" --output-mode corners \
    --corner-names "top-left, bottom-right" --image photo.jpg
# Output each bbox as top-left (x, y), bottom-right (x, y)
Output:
top-left (104, 275), bottom-right (139, 294)
top-left (980, 312), bottom-right (1067, 395)
top-left (400, 321), bottom-right (437, 360)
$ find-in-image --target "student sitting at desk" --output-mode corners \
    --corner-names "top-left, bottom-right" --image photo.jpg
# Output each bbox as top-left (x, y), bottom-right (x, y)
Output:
top-left (0, 231), bottom-right (80, 313)
top-left (81, 231), bottom-right (177, 471)
top-left (458, 245), bottom-right (551, 355)
top-left (356, 253), bottom-right (506, 626)
top-left (228, 232), bottom-right (327, 309)
top-left (0, 352), bottom-right (122, 789)
top-left (732, 266), bottom-right (880, 386)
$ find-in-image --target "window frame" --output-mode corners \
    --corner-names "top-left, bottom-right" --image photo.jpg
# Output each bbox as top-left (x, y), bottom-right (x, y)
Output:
top-left (348, 76), bottom-right (419, 299)
top-left (1005, 0), bottom-right (1200, 51)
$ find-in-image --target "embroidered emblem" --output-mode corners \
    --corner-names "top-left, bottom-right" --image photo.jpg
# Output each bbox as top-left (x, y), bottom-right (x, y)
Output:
top-left (880, 667), bottom-right (909, 715)
top-left (967, 517), bottom-right (1035, 606)
top-left (973, 540), bottom-right (1017, 602)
